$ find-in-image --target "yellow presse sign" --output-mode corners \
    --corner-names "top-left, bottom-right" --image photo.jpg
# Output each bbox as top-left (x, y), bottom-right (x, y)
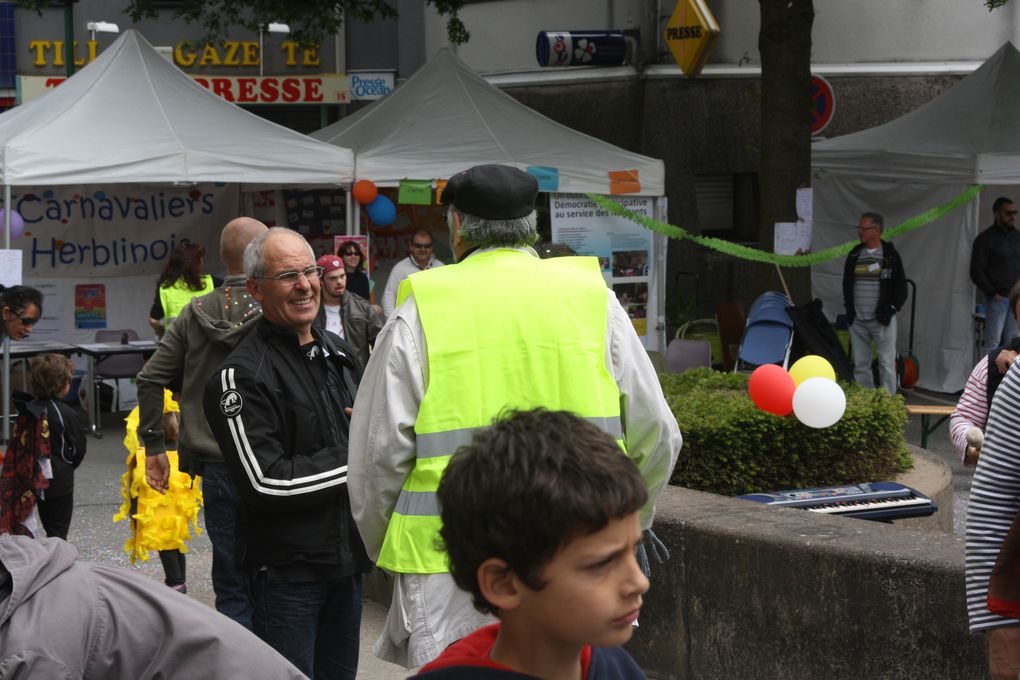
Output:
top-left (664, 0), bottom-right (720, 77)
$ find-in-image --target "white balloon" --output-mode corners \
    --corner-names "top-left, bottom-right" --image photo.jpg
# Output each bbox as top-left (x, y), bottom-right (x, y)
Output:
top-left (792, 377), bottom-right (846, 429)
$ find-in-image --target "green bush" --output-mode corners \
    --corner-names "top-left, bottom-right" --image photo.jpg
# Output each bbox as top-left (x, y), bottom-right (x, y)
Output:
top-left (661, 368), bottom-right (911, 496)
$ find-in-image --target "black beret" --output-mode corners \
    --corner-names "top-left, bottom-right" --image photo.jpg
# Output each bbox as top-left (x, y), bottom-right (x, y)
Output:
top-left (440, 164), bottom-right (539, 220)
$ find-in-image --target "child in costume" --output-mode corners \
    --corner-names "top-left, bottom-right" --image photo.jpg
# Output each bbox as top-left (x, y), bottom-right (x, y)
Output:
top-left (417, 408), bottom-right (649, 680)
top-left (114, 389), bottom-right (202, 593)
top-left (0, 354), bottom-right (86, 539)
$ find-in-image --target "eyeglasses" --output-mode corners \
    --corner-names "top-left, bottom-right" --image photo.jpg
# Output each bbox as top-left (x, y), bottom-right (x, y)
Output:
top-left (412, 242), bottom-right (433, 249)
top-left (12, 312), bottom-right (38, 326)
top-left (259, 265), bottom-right (323, 285)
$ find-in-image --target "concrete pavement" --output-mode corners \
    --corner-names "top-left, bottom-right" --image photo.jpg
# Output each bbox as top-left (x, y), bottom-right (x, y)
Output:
top-left (47, 382), bottom-right (970, 680)
top-left (65, 410), bottom-right (401, 680)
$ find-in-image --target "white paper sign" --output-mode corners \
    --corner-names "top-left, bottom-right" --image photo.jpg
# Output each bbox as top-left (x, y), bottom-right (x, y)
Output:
top-left (0, 249), bottom-right (22, 286)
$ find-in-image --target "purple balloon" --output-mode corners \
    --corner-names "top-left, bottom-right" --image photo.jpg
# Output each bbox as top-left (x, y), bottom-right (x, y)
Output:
top-left (365, 195), bottom-right (396, 226)
top-left (0, 209), bottom-right (25, 239)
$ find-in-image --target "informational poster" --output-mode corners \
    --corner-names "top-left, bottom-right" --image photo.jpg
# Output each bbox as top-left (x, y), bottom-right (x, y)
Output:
top-left (74, 283), bottom-right (106, 329)
top-left (0, 249), bottom-right (22, 286)
top-left (283, 188), bottom-right (346, 235)
top-left (550, 193), bottom-right (654, 339)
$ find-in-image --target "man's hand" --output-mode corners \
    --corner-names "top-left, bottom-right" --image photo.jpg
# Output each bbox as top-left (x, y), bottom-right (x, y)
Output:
top-left (965, 445), bottom-right (981, 467)
top-left (145, 453), bottom-right (170, 494)
top-left (371, 304), bottom-right (384, 316)
top-left (996, 350), bottom-right (1019, 374)
top-left (988, 626), bottom-right (1020, 680)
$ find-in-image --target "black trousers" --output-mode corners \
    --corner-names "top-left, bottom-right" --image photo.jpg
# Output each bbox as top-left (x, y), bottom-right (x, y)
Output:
top-left (37, 493), bottom-right (74, 540)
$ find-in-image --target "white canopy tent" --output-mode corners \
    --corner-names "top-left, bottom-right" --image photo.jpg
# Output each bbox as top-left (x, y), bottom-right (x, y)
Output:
top-left (311, 48), bottom-right (664, 196)
top-left (0, 29), bottom-right (355, 437)
top-left (0, 29), bottom-right (353, 186)
top-left (311, 48), bottom-right (668, 352)
top-left (811, 42), bottom-right (1020, 392)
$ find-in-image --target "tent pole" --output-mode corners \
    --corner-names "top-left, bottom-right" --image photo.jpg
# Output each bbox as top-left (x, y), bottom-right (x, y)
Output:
top-left (346, 186), bottom-right (354, 236)
top-left (3, 183), bottom-right (10, 443)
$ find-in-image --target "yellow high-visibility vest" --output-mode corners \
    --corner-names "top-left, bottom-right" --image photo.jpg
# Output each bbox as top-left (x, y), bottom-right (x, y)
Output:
top-left (377, 249), bottom-right (622, 573)
top-left (159, 275), bottom-right (214, 326)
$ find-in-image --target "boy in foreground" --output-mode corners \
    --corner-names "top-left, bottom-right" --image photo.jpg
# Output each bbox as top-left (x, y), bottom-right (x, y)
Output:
top-left (418, 409), bottom-right (650, 680)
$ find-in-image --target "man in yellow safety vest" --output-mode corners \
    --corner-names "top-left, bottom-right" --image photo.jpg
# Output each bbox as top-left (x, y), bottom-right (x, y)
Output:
top-left (348, 164), bottom-right (682, 670)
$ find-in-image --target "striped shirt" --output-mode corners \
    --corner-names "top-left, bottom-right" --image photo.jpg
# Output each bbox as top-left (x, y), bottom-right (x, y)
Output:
top-left (965, 361), bottom-right (1020, 632)
top-left (852, 246), bottom-right (883, 323)
top-left (951, 356), bottom-right (990, 463)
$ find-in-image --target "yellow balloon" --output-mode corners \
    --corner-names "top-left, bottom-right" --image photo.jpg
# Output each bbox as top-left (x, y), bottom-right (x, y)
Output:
top-left (789, 355), bottom-right (836, 387)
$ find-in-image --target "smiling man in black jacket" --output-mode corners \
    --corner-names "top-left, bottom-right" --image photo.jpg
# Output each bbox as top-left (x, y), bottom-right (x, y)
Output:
top-left (204, 227), bottom-right (371, 680)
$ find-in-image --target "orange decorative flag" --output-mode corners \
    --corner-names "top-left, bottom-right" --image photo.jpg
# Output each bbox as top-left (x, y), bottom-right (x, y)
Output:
top-left (609, 169), bottom-right (641, 195)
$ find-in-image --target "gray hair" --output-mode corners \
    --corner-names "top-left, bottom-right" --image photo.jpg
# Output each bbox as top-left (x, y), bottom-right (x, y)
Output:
top-left (244, 227), bottom-right (314, 280)
top-left (860, 212), bottom-right (884, 232)
top-left (447, 207), bottom-right (539, 249)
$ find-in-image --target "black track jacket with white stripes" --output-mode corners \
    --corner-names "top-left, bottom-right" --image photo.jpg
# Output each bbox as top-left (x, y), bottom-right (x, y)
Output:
top-left (203, 319), bottom-right (371, 576)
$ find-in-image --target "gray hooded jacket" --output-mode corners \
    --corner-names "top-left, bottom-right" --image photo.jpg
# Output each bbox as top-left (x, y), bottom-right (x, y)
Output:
top-left (0, 535), bottom-right (306, 678)
top-left (136, 274), bottom-right (261, 474)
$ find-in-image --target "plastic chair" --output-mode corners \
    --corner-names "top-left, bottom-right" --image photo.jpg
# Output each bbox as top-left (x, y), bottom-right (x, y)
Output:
top-left (93, 329), bottom-right (144, 412)
top-left (735, 292), bottom-right (794, 371)
top-left (665, 339), bottom-right (713, 374)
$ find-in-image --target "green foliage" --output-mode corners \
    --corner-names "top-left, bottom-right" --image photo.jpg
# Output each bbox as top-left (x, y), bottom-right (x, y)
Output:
top-left (662, 367), bottom-right (911, 496)
top-left (14, 0), bottom-right (469, 48)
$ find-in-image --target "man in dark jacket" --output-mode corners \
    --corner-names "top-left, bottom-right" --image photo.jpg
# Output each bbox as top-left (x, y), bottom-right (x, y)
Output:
top-left (204, 227), bottom-right (371, 680)
top-left (313, 253), bottom-right (383, 368)
top-left (842, 212), bottom-right (908, 395)
top-left (971, 196), bottom-right (1020, 354)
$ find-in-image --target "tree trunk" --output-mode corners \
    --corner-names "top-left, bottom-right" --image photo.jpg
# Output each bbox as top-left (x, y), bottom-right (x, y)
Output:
top-left (758, 0), bottom-right (814, 301)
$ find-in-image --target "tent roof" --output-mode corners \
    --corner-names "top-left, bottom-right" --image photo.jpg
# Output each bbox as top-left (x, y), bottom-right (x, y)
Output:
top-left (813, 42), bottom-right (1020, 183)
top-left (0, 30), bottom-right (353, 186)
top-left (311, 49), bottom-right (664, 196)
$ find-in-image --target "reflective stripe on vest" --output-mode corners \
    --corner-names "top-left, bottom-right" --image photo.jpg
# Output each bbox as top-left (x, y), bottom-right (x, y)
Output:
top-left (377, 249), bottom-right (622, 573)
top-left (160, 275), bottom-right (214, 326)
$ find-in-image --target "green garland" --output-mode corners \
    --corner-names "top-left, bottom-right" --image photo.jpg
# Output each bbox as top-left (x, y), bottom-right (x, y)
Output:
top-left (584, 184), bottom-right (984, 267)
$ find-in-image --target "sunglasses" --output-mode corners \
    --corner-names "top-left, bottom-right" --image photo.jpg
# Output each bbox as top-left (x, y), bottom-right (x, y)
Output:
top-left (1005, 210), bottom-right (1019, 217)
top-left (342, 250), bottom-right (360, 256)
top-left (412, 242), bottom-right (433, 249)
top-left (12, 312), bottom-right (39, 326)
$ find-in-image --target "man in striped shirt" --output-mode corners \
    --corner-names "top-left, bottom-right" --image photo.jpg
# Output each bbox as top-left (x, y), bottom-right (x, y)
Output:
top-left (841, 212), bottom-right (908, 395)
top-left (965, 357), bottom-right (1020, 679)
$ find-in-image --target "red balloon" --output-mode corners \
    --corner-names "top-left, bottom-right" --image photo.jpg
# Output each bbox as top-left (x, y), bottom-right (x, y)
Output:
top-left (352, 179), bottom-right (378, 204)
top-left (748, 364), bottom-right (795, 416)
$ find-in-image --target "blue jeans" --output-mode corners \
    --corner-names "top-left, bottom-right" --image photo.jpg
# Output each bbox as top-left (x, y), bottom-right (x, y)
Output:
top-left (850, 317), bottom-right (898, 395)
top-left (983, 294), bottom-right (1020, 354)
top-left (201, 462), bottom-right (253, 630)
top-left (251, 571), bottom-right (363, 680)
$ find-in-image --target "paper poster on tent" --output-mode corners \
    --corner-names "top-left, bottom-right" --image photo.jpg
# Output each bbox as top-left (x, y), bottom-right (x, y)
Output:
top-left (398, 180), bottom-right (432, 206)
top-left (74, 284), bottom-right (106, 329)
top-left (25, 281), bottom-right (64, 340)
top-left (550, 193), bottom-right (653, 337)
top-left (0, 250), bottom-right (22, 286)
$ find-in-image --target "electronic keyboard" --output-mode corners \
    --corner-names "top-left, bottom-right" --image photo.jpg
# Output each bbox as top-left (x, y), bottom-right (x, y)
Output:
top-left (737, 481), bottom-right (937, 522)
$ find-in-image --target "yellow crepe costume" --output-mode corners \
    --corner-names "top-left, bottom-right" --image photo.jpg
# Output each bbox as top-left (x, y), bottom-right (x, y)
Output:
top-left (113, 390), bottom-right (202, 563)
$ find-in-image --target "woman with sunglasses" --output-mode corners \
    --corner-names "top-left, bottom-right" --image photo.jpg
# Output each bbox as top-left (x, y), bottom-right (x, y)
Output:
top-left (337, 239), bottom-right (371, 301)
top-left (0, 284), bottom-right (43, 342)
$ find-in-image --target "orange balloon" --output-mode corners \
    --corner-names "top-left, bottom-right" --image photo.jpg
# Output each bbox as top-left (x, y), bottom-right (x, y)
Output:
top-left (352, 179), bottom-right (378, 204)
